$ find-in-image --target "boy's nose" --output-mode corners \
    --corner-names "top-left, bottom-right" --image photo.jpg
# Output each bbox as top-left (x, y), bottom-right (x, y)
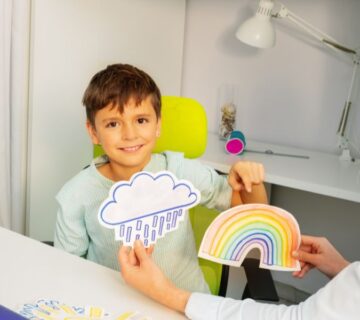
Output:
top-left (122, 124), bottom-right (137, 140)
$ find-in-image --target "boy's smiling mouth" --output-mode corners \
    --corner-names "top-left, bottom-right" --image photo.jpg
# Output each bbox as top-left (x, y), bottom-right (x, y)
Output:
top-left (120, 145), bottom-right (143, 152)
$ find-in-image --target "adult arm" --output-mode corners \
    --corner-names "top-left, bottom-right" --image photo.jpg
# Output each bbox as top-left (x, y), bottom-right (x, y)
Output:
top-left (119, 238), bottom-right (358, 320)
top-left (119, 241), bottom-right (190, 312)
top-left (186, 262), bottom-right (360, 320)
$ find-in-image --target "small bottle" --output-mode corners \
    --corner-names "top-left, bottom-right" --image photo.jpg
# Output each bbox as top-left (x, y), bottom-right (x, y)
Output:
top-left (218, 84), bottom-right (237, 140)
top-left (219, 102), bottom-right (236, 140)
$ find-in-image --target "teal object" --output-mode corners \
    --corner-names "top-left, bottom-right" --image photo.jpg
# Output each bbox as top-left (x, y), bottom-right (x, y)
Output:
top-left (225, 130), bottom-right (246, 155)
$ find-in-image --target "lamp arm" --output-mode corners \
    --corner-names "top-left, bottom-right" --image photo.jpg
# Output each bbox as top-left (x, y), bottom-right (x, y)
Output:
top-left (275, 4), bottom-right (357, 57)
top-left (273, 3), bottom-right (359, 159)
top-left (337, 58), bottom-right (359, 138)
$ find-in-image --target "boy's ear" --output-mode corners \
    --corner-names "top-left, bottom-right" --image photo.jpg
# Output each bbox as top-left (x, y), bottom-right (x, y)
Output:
top-left (86, 120), bottom-right (100, 145)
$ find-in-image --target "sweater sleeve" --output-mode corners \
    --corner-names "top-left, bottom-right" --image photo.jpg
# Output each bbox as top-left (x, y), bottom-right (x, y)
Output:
top-left (165, 152), bottom-right (232, 211)
top-left (53, 188), bottom-right (89, 257)
top-left (185, 262), bottom-right (360, 320)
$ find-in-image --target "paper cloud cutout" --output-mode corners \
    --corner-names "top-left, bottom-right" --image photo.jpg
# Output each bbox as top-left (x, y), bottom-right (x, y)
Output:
top-left (98, 171), bottom-right (201, 247)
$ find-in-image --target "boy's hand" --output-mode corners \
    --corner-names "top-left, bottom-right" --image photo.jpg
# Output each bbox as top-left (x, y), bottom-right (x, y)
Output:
top-left (228, 161), bottom-right (265, 193)
top-left (292, 235), bottom-right (350, 279)
top-left (118, 240), bottom-right (190, 312)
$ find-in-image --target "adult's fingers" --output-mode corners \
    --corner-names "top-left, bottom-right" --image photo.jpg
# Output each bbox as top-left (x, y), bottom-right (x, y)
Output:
top-left (293, 264), bottom-right (312, 278)
top-left (133, 240), bottom-right (149, 263)
top-left (146, 244), bottom-right (155, 256)
top-left (118, 246), bottom-right (131, 267)
top-left (295, 249), bottom-right (319, 266)
top-left (300, 235), bottom-right (318, 246)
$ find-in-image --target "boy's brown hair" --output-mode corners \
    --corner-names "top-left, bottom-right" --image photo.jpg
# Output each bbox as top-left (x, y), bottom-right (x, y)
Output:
top-left (83, 63), bottom-right (161, 126)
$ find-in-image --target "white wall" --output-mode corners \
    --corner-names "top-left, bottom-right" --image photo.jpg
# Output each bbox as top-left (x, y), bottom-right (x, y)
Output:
top-left (182, 0), bottom-right (360, 295)
top-left (182, 0), bottom-right (360, 157)
top-left (27, 0), bottom-right (360, 296)
top-left (27, 0), bottom-right (186, 241)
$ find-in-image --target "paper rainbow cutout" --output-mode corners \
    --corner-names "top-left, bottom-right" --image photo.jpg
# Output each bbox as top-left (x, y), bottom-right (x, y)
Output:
top-left (199, 204), bottom-right (301, 271)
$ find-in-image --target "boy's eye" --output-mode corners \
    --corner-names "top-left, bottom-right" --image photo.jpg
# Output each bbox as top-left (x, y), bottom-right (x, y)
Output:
top-left (137, 118), bottom-right (149, 124)
top-left (105, 121), bottom-right (119, 128)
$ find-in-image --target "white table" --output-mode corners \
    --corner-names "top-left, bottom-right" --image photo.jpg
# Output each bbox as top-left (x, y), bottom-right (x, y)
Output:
top-left (0, 227), bottom-right (185, 319)
top-left (201, 132), bottom-right (360, 203)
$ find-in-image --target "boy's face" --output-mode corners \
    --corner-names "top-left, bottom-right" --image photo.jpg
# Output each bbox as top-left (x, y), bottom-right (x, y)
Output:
top-left (87, 95), bottom-right (161, 178)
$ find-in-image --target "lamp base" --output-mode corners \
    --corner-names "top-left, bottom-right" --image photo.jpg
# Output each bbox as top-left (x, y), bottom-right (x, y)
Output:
top-left (339, 148), bottom-right (352, 161)
top-left (337, 135), bottom-right (355, 161)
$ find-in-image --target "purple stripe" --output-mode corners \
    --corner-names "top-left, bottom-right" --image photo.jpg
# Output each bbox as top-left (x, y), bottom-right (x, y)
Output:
top-left (159, 216), bottom-right (165, 236)
top-left (144, 224), bottom-right (149, 238)
top-left (232, 235), bottom-right (273, 265)
top-left (126, 226), bottom-right (132, 243)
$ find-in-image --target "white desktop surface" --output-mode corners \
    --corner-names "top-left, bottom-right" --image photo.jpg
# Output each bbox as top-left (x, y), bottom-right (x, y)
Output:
top-left (0, 227), bottom-right (185, 319)
top-left (201, 133), bottom-right (360, 203)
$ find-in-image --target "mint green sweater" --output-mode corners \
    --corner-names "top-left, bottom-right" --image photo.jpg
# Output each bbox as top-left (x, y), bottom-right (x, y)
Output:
top-left (54, 151), bottom-right (231, 293)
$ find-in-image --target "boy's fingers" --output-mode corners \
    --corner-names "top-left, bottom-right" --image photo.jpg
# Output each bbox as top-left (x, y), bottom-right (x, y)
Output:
top-left (229, 170), bottom-right (252, 192)
top-left (240, 174), bottom-right (252, 193)
top-left (249, 168), bottom-right (256, 184)
top-left (228, 174), bottom-right (241, 191)
top-left (255, 164), bottom-right (265, 183)
top-left (258, 164), bottom-right (265, 181)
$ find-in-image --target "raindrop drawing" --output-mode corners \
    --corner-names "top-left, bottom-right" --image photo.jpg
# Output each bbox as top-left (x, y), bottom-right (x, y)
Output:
top-left (98, 171), bottom-right (201, 247)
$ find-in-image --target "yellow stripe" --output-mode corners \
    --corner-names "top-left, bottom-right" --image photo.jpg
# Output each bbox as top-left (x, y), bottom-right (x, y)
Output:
top-left (59, 305), bottom-right (77, 315)
top-left (33, 310), bottom-right (55, 320)
top-left (89, 306), bottom-right (103, 317)
top-left (115, 311), bottom-right (136, 320)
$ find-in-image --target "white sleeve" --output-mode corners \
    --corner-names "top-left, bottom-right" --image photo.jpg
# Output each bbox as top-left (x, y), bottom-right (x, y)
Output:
top-left (185, 262), bottom-right (360, 320)
top-left (185, 293), bottom-right (297, 320)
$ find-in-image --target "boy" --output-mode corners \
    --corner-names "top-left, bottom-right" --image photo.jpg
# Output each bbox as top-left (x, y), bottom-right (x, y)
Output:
top-left (54, 63), bottom-right (267, 293)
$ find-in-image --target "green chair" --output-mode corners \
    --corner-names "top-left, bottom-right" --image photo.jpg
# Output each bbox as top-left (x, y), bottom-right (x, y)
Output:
top-left (94, 96), bottom-right (228, 296)
top-left (189, 206), bottom-right (229, 296)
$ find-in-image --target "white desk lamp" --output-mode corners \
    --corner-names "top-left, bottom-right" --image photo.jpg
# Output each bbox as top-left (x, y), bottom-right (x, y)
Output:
top-left (236, 0), bottom-right (360, 161)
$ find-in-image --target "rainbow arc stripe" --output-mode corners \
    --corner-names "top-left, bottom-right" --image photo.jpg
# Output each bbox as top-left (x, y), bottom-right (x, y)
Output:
top-left (199, 204), bottom-right (301, 271)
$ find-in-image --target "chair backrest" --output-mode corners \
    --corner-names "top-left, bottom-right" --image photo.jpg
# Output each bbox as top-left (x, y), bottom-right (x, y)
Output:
top-left (93, 96), bottom-right (224, 295)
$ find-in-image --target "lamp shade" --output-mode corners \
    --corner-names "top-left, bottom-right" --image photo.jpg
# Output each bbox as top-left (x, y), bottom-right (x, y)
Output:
top-left (236, 0), bottom-right (276, 49)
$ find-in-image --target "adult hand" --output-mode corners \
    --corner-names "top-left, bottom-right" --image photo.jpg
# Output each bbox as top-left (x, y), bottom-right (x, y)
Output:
top-left (292, 235), bottom-right (350, 279)
top-left (118, 240), bottom-right (190, 312)
top-left (228, 161), bottom-right (265, 193)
